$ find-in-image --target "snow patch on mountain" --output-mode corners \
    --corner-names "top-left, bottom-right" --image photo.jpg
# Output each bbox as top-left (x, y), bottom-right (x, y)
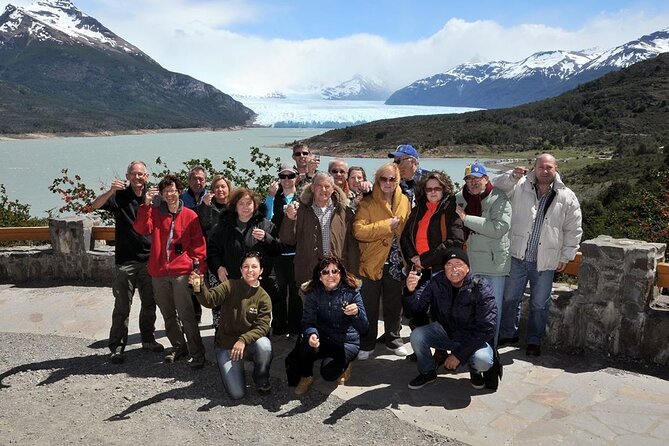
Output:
top-left (321, 75), bottom-right (391, 100)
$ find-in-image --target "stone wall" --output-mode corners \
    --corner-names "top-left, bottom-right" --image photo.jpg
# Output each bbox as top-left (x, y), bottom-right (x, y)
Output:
top-left (545, 236), bottom-right (668, 365)
top-left (0, 217), bottom-right (114, 283)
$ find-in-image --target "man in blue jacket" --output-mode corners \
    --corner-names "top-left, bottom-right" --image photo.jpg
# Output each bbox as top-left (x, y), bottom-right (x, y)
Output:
top-left (404, 248), bottom-right (498, 390)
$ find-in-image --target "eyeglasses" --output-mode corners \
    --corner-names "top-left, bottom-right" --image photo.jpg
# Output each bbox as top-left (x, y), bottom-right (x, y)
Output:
top-left (379, 176), bottom-right (397, 183)
top-left (425, 186), bottom-right (443, 193)
top-left (330, 169), bottom-right (346, 174)
top-left (393, 157), bottom-right (411, 164)
top-left (162, 188), bottom-right (179, 195)
top-left (320, 268), bottom-right (340, 276)
top-left (293, 151), bottom-right (309, 157)
top-left (279, 173), bottom-right (297, 179)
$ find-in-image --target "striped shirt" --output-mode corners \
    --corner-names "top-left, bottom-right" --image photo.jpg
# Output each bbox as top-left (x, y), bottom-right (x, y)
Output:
top-left (525, 184), bottom-right (554, 262)
top-left (312, 199), bottom-right (335, 255)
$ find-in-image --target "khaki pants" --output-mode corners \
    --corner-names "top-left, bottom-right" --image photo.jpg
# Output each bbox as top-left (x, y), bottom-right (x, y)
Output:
top-left (152, 275), bottom-right (205, 361)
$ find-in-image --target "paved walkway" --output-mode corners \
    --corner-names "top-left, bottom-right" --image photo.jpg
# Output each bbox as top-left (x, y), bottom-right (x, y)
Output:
top-left (1, 283), bottom-right (668, 445)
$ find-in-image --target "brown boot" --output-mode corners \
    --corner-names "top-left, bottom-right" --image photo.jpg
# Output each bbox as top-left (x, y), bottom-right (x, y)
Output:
top-left (295, 376), bottom-right (314, 396)
top-left (338, 364), bottom-right (352, 385)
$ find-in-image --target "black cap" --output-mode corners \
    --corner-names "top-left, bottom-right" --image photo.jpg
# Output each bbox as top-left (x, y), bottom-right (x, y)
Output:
top-left (442, 247), bottom-right (469, 268)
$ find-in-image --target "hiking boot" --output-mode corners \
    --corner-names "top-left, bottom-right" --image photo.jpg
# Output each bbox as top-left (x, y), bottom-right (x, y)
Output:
top-left (257, 382), bottom-right (272, 395)
top-left (470, 372), bottom-right (485, 390)
top-left (110, 348), bottom-right (124, 364)
top-left (295, 376), bottom-right (314, 396)
top-left (338, 364), bottom-right (351, 385)
top-left (526, 344), bottom-right (541, 357)
top-left (141, 341), bottom-right (165, 352)
top-left (164, 347), bottom-right (189, 363)
top-left (408, 371), bottom-right (437, 390)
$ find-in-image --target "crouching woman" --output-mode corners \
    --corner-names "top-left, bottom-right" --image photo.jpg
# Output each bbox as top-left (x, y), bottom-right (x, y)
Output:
top-left (293, 255), bottom-right (369, 395)
top-left (190, 252), bottom-right (273, 399)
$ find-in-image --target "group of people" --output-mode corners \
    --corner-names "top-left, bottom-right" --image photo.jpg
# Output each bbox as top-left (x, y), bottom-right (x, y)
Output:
top-left (92, 143), bottom-right (582, 399)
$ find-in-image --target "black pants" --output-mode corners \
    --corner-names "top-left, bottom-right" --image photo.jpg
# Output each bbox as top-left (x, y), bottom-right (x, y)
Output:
top-left (297, 338), bottom-right (350, 381)
top-left (273, 254), bottom-right (302, 333)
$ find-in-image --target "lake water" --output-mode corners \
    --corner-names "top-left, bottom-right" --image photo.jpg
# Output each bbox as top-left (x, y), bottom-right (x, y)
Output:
top-left (0, 128), bottom-right (491, 217)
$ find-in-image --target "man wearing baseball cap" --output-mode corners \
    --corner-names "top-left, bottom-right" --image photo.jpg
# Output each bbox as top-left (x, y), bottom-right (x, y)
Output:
top-left (388, 144), bottom-right (428, 207)
top-left (404, 247), bottom-right (500, 391)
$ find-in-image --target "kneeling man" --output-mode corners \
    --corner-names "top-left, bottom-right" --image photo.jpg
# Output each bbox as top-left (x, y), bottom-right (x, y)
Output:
top-left (404, 248), bottom-right (498, 390)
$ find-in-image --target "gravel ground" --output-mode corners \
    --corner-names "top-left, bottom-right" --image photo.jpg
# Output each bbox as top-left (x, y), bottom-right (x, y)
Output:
top-left (0, 332), bottom-right (466, 446)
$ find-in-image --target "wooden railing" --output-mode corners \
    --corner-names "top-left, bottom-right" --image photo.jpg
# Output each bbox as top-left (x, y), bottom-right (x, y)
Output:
top-left (1, 226), bottom-right (668, 287)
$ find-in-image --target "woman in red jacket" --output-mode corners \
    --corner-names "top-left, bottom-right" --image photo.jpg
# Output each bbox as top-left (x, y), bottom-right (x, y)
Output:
top-left (133, 174), bottom-right (207, 369)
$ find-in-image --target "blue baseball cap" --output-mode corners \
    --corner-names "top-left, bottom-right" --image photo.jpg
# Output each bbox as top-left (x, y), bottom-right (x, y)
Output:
top-left (465, 162), bottom-right (487, 178)
top-left (388, 144), bottom-right (419, 160)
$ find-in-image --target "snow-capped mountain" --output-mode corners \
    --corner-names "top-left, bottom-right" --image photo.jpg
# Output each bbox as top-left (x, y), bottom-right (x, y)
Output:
top-left (0, 0), bottom-right (253, 133)
top-left (386, 28), bottom-right (669, 109)
top-left (321, 75), bottom-right (391, 100)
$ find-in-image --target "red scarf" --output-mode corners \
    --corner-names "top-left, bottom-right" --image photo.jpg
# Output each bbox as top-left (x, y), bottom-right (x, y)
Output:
top-left (463, 182), bottom-right (494, 217)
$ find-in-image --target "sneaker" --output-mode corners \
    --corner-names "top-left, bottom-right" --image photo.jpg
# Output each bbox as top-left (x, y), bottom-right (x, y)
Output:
top-left (257, 382), bottom-right (272, 395)
top-left (470, 372), bottom-right (485, 389)
top-left (110, 348), bottom-right (124, 364)
top-left (356, 349), bottom-right (373, 361)
top-left (497, 336), bottom-right (519, 347)
top-left (338, 364), bottom-right (351, 385)
top-left (295, 376), bottom-right (314, 396)
top-left (408, 371), bottom-right (437, 390)
top-left (141, 341), bottom-right (165, 352)
top-left (188, 356), bottom-right (206, 370)
top-left (164, 347), bottom-right (189, 363)
top-left (386, 345), bottom-right (409, 357)
top-left (526, 344), bottom-right (541, 357)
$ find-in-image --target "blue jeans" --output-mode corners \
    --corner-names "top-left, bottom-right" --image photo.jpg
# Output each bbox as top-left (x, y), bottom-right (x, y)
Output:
top-left (475, 274), bottom-right (506, 346)
top-left (215, 337), bottom-right (273, 400)
top-left (410, 322), bottom-right (493, 375)
top-left (499, 257), bottom-right (555, 345)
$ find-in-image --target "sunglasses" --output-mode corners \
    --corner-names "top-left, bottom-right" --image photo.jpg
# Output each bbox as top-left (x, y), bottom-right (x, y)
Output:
top-left (330, 169), bottom-right (346, 174)
top-left (320, 268), bottom-right (340, 276)
top-left (293, 151), bottom-right (309, 156)
top-left (379, 176), bottom-right (397, 183)
top-left (279, 173), bottom-right (297, 179)
top-left (425, 186), bottom-right (443, 193)
top-left (393, 157), bottom-right (411, 164)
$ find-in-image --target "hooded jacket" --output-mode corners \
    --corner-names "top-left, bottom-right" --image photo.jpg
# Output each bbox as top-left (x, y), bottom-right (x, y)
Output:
top-left (353, 182), bottom-right (411, 280)
top-left (133, 200), bottom-right (206, 277)
top-left (279, 185), bottom-right (359, 287)
top-left (403, 272), bottom-right (496, 362)
top-left (400, 195), bottom-right (465, 272)
top-left (493, 170), bottom-right (582, 272)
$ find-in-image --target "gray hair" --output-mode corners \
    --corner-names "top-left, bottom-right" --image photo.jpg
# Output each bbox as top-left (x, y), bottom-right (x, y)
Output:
top-left (126, 160), bottom-right (148, 175)
top-left (311, 171), bottom-right (335, 186)
top-left (188, 165), bottom-right (207, 179)
top-left (328, 158), bottom-right (349, 172)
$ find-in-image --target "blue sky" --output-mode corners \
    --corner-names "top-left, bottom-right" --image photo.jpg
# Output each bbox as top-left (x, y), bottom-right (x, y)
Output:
top-left (10, 0), bottom-right (669, 95)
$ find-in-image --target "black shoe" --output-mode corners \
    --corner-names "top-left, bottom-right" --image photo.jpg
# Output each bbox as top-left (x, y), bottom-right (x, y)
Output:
top-left (164, 347), bottom-right (189, 363)
top-left (483, 349), bottom-right (502, 390)
top-left (497, 336), bottom-right (519, 347)
top-left (141, 341), bottom-right (165, 352)
top-left (406, 352), bottom-right (418, 362)
top-left (188, 357), bottom-right (206, 370)
top-left (526, 344), bottom-right (541, 357)
top-left (470, 372), bottom-right (485, 389)
top-left (408, 371), bottom-right (437, 390)
top-left (110, 348), bottom-right (124, 364)
top-left (257, 382), bottom-right (272, 395)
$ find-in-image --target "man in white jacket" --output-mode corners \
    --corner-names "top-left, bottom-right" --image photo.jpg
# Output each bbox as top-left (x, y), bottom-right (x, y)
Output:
top-left (494, 154), bottom-right (582, 356)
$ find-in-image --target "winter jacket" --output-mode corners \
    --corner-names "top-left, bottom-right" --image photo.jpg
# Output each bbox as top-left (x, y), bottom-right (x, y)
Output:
top-left (493, 171), bottom-right (582, 272)
top-left (196, 200), bottom-right (227, 237)
top-left (455, 187), bottom-right (512, 276)
top-left (400, 195), bottom-right (465, 272)
top-left (301, 282), bottom-right (369, 357)
top-left (133, 200), bottom-right (206, 277)
top-left (353, 183), bottom-right (411, 280)
top-left (207, 205), bottom-right (281, 279)
top-left (404, 272), bottom-right (496, 362)
top-left (266, 187), bottom-right (297, 254)
top-left (196, 279), bottom-right (271, 349)
top-left (279, 185), bottom-right (359, 287)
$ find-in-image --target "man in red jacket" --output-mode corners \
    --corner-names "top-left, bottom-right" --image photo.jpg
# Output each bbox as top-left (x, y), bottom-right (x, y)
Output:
top-left (134, 174), bottom-right (207, 369)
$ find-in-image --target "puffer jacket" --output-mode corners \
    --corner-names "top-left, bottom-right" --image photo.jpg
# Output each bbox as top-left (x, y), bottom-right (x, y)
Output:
top-left (403, 272), bottom-right (496, 362)
top-left (207, 204), bottom-right (281, 279)
top-left (493, 170), bottom-right (582, 272)
top-left (400, 195), bottom-right (465, 272)
top-left (133, 200), bottom-right (206, 277)
top-left (301, 281), bottom-right (369, 357)
top-left (455, 187), bottom-right (512, 276)
top-left (353, 183), bottom-right (411, 280)
top-left (279, 185), bottom-right (359, 287)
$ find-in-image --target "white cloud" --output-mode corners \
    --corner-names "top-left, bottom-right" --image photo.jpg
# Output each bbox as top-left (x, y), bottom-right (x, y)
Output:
top-left (9, 1), bottom-right (669, 95)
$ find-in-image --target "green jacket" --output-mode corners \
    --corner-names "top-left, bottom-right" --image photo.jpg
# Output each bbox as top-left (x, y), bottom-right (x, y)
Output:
top-left (196, 279), bottom-right (272, 349)
top-left (455, 187), bottom-right (512, 276)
